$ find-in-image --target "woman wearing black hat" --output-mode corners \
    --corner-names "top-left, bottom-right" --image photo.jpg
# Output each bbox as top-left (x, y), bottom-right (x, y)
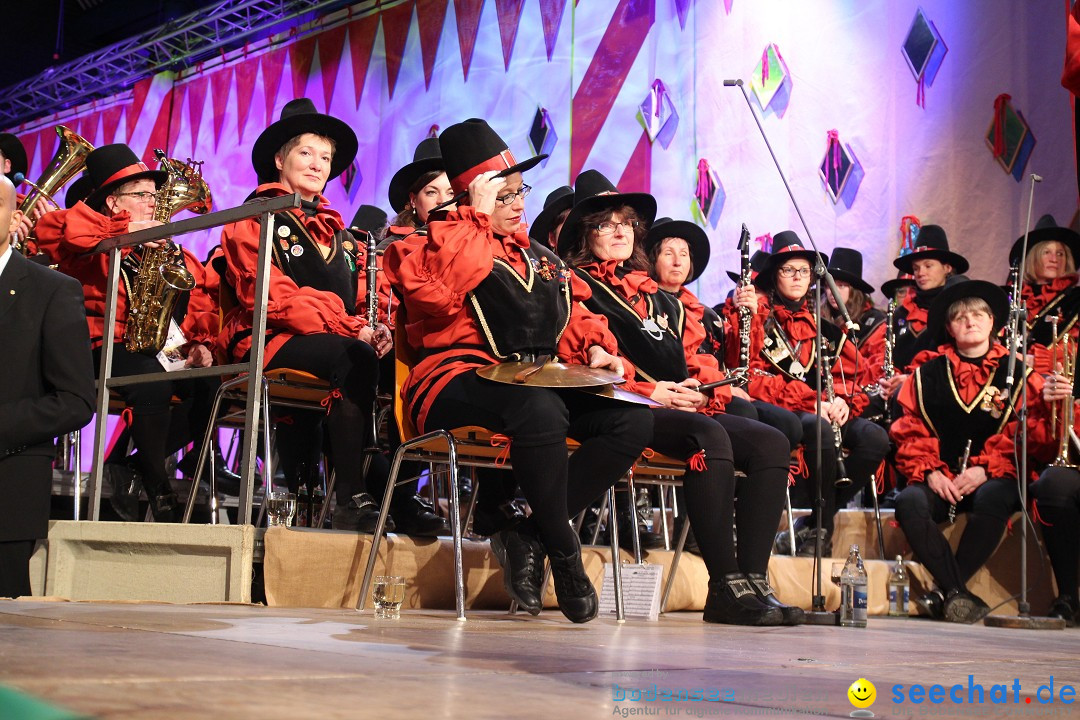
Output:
top-left (529, 185), bottom-right (575, 252)
top-left (739, 232), bottom-right (889, 556)
top-left (383, 120), bottom-right (653, 623)
top-left (1009, 214), bottom-right (1080, 374)
top-left (560, 176), bottom-right (798, 626)
top-left (890, 280), bottom-right (1056, 622)
top-left (822, 247), bottom-right (884, 344)
top-left (36, 143), bottom-right (220, 522)
top-left (385, 137), bottom-right (455, 240)
top-left (218, 98), bottom-right (392, 533)
top-left (867, 225), bottom-right (969, 399)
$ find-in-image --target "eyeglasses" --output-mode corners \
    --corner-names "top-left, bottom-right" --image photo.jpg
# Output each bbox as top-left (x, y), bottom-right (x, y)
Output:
top-left (112, 191), bottom-right (158, 202)
top-left (595, 220), bottom-right (641, 235)
top-left (495, 184), bottom-right (531, 205)
top-left (778, 266), bottom-right (812, 278)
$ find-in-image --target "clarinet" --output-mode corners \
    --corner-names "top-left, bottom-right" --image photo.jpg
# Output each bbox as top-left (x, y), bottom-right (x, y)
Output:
top-left (865, 295), bottom-right (897, 396)
top-left (822, 348), bottom-right (852, 487)
top-left (1002, 262), bottom-right (1021, 364)
top-left (735, 223), bottom-right (752, 384)
top-left (948, 439), bottom-right (973, 524)
top-left (365, 231), bottom-right (379, 327)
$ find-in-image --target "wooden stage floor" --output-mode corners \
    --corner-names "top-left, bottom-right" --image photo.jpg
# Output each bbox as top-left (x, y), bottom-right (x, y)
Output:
top-left (1, 600), bottom-right (1078, 719)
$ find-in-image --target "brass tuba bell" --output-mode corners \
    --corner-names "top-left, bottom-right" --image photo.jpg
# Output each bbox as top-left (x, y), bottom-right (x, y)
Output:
top-left (15, 125), bottom-right (94, 255)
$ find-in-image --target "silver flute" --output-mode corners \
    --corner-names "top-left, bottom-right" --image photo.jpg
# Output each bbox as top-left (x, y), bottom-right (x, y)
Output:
top-left (948, 439), bottom-right (973, 524)
top-left (822, 351), bottom-right (852, 487)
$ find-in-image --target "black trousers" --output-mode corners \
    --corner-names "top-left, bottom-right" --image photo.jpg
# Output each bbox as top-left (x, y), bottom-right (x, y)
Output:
top-left (1031, 467), bottom-right (1080, 602)
top-left (0, 540), bottom-right (35, 598)
top-left (894, 477), bottom-right (1020, 595)
top-left (790, 413), bottom-right (890, 532)
top-left (647, 409), bottom-right (789, 579)
top-left (724, 396), bottom-right (803, 453)
top-left (94, 343), bottom-right (219, 499)
top-left (425, 371), bottom-right (653, 556)
top-left (267, 334), bottom-right (379, 506)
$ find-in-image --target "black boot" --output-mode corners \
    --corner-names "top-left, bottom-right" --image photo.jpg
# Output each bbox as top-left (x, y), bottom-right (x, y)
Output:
top-left (774, 515), bottom-right (812, 555)
top-left (391, 495), bottom-right (451, 537)
top-left (148, 491), bottom-right (179, 523)
top-left (796, 527), bottom-right (831, 558)
top-left (105, 461), bottom-right (142, 522)
top-left (489, 525), bottom-right (545, 615)
top-left (703, 573), bottom-right (783, 626)
top-left (914, 589), bottom-right (945, 620)
top-left (1048, 595), bottom-right (1079, 627)
top-left (472, 499), bottom-right (526, 538)
top-left (943, 589), bottom-right (989, 624)
top-left (746, 572), bottom-right (805, 625)
top-left (548, 539), bottom-right (598, 624)
top-left (332, 493), bottom-right (395, 533)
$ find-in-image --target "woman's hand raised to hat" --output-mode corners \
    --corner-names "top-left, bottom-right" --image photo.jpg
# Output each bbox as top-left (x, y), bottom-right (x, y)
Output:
top-left (587, 345), bottom-right (624, 378)
top-left (467, 170), bottom-right (506, 218)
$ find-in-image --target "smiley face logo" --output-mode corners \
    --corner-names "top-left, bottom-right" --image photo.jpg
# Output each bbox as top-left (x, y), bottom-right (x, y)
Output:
top-left (847, 678), bottom-right (876, 716)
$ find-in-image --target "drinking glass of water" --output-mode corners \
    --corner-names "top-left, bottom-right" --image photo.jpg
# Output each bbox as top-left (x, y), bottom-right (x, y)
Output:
top-left (266, 491), bottom-right (297, 527)
top-left (373, 575), bottom-right (406, 619)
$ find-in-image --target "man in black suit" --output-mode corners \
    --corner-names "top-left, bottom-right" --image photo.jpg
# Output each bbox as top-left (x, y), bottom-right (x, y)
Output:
top-left (0, 175), bottom-right (95, 597)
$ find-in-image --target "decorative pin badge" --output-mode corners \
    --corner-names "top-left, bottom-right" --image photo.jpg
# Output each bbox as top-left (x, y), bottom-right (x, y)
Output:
top-left (290, 244), bottom-right (304, 257)
top-left (342, 240), bottom-right (354, 252)
top-left (789, 360), bottom-right (805, 377)
top-left (532, 257), bottom-right (559, 281)
top-left (656, 314), bottom-right (669, 331)
top-left (277, 226), bottom-right (291, 238)
top-left (641, 318), bottom-right (664, 341)
top-left (277, 237), bottom-right (289, 252)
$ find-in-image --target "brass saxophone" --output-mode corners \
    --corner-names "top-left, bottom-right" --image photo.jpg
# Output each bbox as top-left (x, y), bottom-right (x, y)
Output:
top-left (123, 150), bottom-right (212, 354)
top-left (14, 125), bottom-right (93, 255)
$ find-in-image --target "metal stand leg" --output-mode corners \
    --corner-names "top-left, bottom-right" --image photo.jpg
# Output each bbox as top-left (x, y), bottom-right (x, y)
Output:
top-left (870, 474), bottom-right (886, 560)
top-left (607, 487), bottom-right (625, 623)
top-left (660, 509), bottom-right (692, 614)
top-left (785, 485), bottom-right (797, 557)
top-left (71, 431), bottom-right (82, 521)
top-left (658, 486), bottom-right (670, 550)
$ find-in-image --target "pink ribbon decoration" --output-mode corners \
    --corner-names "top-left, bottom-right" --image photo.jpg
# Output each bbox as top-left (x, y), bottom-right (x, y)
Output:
top-left (755, 233), bottom-right (773, 253)
top-left (695, 158), bottom-right (713, 212)
top-left (916, 74), bottom-right (926, 109)
top-left (992, 93), bottom-right (1012, 158)
top-left (899, 215), bottom-right (921, 255)
top-left (761, 46), bottom-right (771, 86)
top-left (825, 129), bottom-right (842, 191)
top-left (427, 124), bottom-right (439, 138)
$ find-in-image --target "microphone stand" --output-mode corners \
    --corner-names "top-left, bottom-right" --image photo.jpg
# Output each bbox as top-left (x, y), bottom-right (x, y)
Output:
top-left (727, 78), bottom-right (848, 623)
top-left (985, 174), bottom-right (1064, 630)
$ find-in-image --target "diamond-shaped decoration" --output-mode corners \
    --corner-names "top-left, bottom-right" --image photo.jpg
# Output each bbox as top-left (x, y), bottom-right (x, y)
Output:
top-left (902, 8), bottom-right (948, 106)
top-left (340, 158), bottom-right (362, 204)
top-left (691, 158), bottom-right (725, 228)
top-left (528, 107), bottom-right (557, 168)
top-left (750, 43), bottom-right (793, 117)
top-left (985, 97), bottom-right (1036, 182)
top-left (637, 79), bottom-right (679, 148)
top-left (819, 131), bottom-right (864, 208)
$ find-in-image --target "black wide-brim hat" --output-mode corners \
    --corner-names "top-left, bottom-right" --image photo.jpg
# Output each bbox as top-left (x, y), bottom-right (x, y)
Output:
top-left (556, 169), bottom-right (657, 257)
top-left (893, 224), bottom-right (969, 275)
top-left (439, 118), bottom-right (546, 197)
top-left (727, 249), bottom-right (769, 284)
top-left (827, 247), bottom-right (874, 294)
top-left (644, 217), bottom-right (711, 283)
top-left (925, 278), bottom-right (1009, 348)
top-left (65, 173), bottom-right (93, 209)
top-left (251, 98), bottom-right (358, 185)
top-left (880, 272), bottom-right (916, 299)
top-left (1008, 213), bottom-right (1080, 267)
top-left (350, 204), bottom-right (388, 235)
top-left (528, 185), bottom-right (574, 246)
top-left (0, 132), bottom-right (28, 181)
top-left (757, 230), bottom-right (827, 291)
top-left (388, 137), bottom-right (444, 213)
top-left (83, 143), bottom-right (167, 211)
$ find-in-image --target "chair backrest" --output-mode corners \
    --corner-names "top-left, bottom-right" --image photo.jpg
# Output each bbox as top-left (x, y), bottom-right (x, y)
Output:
top-left (393, 307), bottom-right (420, 443)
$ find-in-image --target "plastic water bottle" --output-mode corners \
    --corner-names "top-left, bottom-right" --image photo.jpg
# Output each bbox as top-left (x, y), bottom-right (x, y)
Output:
top-left (888, 555), bottom-right (909, 617)
top-left (840, 544), bottom-right (868, 627)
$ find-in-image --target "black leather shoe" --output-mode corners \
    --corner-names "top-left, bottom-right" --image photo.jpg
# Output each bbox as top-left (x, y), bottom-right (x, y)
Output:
top-left (774, 515), bottom-right (812, 555)
top-left (548, 541), bottom-right (598, 623)
top-left (1047, 595), bottom-right (1079, 627)
top-left (392, 495), bottom-right (451, 537)
top-left (616, 508), bottom-right (664, 552)
top-left (796, 528), bottom-right (831, 558)
top-left (472, 499), bottom-right (526, 537)
top-left (148, 491), bottom-right (179, 523)
top-left (332, 493), bottom-right (395, 533)
top-left (105, 462), bottom-right (142, 522)
top-left (746, 572), bottom-right (805, 625)
top-left (177, 451), bottom-right (242, 496)
top-left (943, 589), bottom-right (990, 624)
top-left (914, 589), bottom-right (945, 620)
top-left (703, 573), bottom-right (784, 626)
top-left (489, 527), bottom-right (545, 615)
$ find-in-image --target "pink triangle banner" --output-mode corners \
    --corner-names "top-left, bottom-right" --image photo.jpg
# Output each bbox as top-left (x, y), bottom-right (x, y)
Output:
top-left (538, 0), bottom-right (567, 60)
top-left (260, 47), bottom-right (286, 122)
top-left (235, 57), bottom-right (259, 143)
top-left (495, 0), bottom-right (526, 70)
top-left (101, 105), bottom-right (124, 145)
top-left (617, 131), bottom-right (652, 193)
top-left (453, 0), bottom-right (485, 81)
top-left (38, 127), bottom-right (58, 172)
top-left (167, 85), bottom-right (187, 155)
top-left (140, 89), bottom-right (174, 166)
top-left (19, 131), bottom-right (38, 177)
top-left (318, 25), bottom-right (348, 111)
top-left (347, 14), bottom-right (379, 107)
top-left (382, 0), bottom-right (415, 98)
top-left (126, 77), bottom-right (153, 141)
top-left (675, 0), bottom-right (691, 28)
top-left (185, 75), bottom-right (210, 155)
top-left (416, 0), bottom-right (449, 89)
top-left (78, 112), bottom-right (100, 146)
top-left (290, 36), bottom-right (318, 101)
top-left (209, 66), bottom-right (234, 151)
